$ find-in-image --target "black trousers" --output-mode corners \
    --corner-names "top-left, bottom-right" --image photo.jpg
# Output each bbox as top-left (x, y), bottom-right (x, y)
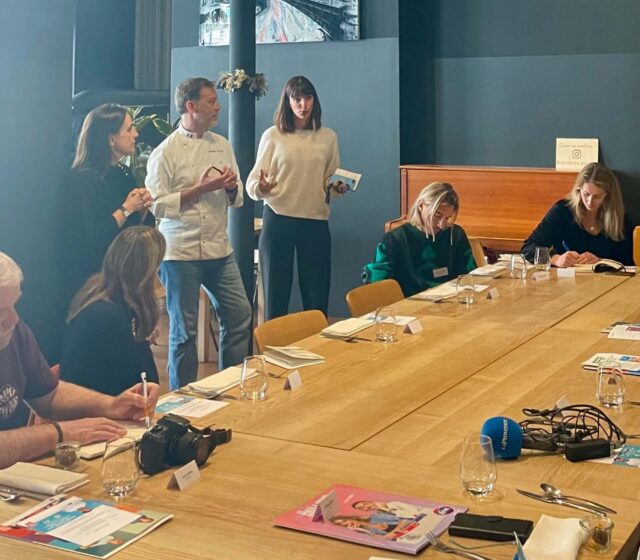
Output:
top-left (260, 205), bottom-right (331, 320)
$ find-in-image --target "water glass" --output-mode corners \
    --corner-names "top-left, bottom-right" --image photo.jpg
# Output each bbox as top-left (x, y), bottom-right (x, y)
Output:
top-left (509, 254), bottom-right (528, 280)
top-left (460, 435), bottom-right (497, 496)
top-left (374, 306), bottom-right (397, 342)
top-left (534, 247), bottom-right (551, 272)
top-left (456, 274), bottom-right (476, 305)
top-left (596, 358), bottom-right (625, 407)
top-left (101, 436), bottom-right (139, 500)
top-left (240, 355), bottom-right (269, 402)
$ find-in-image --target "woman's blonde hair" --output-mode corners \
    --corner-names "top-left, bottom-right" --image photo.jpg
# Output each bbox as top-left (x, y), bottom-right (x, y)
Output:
top-left (68, 227), bottom-right (166, 341)
top-left (409, 182), bottom-right (459, 238)
top-left (567, 162), bottom-right (625, 241)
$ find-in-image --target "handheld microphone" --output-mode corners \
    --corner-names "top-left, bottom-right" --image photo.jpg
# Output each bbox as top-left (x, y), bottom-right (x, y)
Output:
top-left (481, 417), bottom-right (523, 459)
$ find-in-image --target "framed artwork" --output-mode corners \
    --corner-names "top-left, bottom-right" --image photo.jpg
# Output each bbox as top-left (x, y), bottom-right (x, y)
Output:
top-left (199, 0), bottom-right (360, 46)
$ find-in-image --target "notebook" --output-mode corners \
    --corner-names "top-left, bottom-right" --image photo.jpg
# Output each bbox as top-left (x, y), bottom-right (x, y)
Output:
top-left (187, 366), bottom-right (254, 397)
top-left (0, 463), bottom-right (88, 495)
top-left (80, 423), bottom-right (150, 460)
top-left (263, 346), bottom-right (325, 369)
top-left (320, 318), bottom-right (373, 339)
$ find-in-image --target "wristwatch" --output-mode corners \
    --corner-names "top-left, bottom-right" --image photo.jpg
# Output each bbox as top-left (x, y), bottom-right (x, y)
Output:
top-left (120, 206), bottom-right (131, 219)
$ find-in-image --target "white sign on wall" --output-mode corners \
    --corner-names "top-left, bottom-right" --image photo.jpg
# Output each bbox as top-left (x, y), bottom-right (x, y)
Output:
top-left (555, 138), bottom-right (599, 170)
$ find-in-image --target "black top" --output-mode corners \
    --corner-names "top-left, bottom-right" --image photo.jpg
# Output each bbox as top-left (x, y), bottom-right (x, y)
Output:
top-left (60, 300), bottom-right (159, 396)
top-left (521, 200), bottom-right (634, 265)
top-left (60, 163), bottom-right (155, 310)
top-left (363, 223), bottom-right (476, 297)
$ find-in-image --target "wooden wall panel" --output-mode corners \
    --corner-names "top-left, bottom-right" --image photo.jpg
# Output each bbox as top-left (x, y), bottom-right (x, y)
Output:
top-left (391, 165), bottom-right (578, 252)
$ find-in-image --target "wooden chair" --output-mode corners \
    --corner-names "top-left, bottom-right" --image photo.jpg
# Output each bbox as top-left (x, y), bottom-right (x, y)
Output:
top-left (253, 310), bottom-right (328, 354)
top-left (634, 226), bottom-right (640, 267)
top-left (345, 279), bottom-right (404, 317)
top-left (468, 237), bottom-right (487, 267)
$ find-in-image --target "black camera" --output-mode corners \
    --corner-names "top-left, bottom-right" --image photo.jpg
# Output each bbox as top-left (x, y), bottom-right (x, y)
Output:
top-left (139, 413), bottom-right (231, 475)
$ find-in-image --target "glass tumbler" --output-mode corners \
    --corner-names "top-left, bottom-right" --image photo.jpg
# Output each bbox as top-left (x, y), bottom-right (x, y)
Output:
top-left (101, 436), bottom-right (139, 500)
top-left (374, 306), bottom-right (397, 342)
top-left (509, 254), bottom-right (528, 280)
top-left (240, 355), bottom-right (269, 402)
top-left (596, 358), bottom-right (625, 407)
top-left (460, 434), bottom-right (497, 496)
top-left (456, 274), bottom-right (476, 305)
top-left (534, 247), bottom-right (551, 272)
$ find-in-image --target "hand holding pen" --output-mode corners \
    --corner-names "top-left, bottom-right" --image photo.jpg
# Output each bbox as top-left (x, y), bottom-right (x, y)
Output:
top-left (141, 371), bottom-right (150, 428)
top-left (553, 240), bottom-right (580, 267)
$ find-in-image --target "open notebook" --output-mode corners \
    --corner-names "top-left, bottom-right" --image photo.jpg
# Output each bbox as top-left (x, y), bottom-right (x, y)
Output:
top-left (81, 422), bottom-right (150, 460)
top-left (0, 463), bottom-right (88, 495)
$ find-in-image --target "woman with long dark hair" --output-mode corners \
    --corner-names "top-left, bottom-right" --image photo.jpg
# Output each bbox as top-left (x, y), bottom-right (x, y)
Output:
top-left (247, 76), bottom-right (341, 320)
top-left (62, 103), bottom-right (154, 307)
top-left (60, 227), bottom-right (165, 395)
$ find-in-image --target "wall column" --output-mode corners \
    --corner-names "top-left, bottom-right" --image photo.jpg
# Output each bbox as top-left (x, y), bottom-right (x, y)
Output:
top-left (227, 0), bottom-right (256, 301)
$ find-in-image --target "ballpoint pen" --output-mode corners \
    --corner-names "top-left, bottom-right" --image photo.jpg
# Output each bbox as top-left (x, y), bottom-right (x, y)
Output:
top-left (562, 240), bottom-right (571, 252)
top-left (141, 371), bottom-right (150, 428)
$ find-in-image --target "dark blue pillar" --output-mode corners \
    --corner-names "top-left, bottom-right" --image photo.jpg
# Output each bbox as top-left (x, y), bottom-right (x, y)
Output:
top-left (228, 0), bottom-right (256, 300)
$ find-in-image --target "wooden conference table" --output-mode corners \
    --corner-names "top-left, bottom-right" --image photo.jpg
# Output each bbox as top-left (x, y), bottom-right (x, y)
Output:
top-left (1, 272), bottom-right (639, 559)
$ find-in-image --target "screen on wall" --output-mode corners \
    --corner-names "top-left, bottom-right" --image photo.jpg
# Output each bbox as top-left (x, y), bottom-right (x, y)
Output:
top-left (199, 0), bottom-right (360, 46)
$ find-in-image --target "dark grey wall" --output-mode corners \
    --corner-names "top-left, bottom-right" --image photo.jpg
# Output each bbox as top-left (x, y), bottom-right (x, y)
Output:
top-left (171, 38), bottom-right (400, 317)
top-left (408, 0), bottom-right (640, 223)
top-left (0, 0), bottom-right (75, 359)
top-left (74, 0), bottom-right (136, 93)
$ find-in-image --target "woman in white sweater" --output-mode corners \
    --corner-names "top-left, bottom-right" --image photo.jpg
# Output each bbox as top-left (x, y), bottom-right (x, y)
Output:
top-left (247, 76), bottom-right (341, 320)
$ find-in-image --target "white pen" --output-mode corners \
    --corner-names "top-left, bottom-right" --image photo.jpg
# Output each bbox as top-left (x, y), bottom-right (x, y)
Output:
top-left (141, 371), bottom-right (150, 428)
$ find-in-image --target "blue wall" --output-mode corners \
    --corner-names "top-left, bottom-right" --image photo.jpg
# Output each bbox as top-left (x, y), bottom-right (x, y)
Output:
top-left (0, 0), bottom-right (75, 359)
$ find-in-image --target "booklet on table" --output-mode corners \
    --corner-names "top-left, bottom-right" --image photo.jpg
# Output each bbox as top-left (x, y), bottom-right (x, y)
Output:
top-left (273, 483), bottom-right (466, 555)
top-left (0, 495), bottom-right (172, 558)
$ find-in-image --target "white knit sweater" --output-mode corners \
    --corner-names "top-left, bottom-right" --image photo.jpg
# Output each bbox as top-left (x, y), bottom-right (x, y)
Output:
top-left (246, 126), bottom-right (339, 220)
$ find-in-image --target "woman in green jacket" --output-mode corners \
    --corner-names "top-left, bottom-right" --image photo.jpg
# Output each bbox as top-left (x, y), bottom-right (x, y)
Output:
top-left (364, 182), bottom-right (475, 297)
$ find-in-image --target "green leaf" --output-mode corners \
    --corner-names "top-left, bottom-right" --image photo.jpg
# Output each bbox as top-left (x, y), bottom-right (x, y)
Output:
top-left (152, 117), bottom-right (173, 137)
top-left (133, 115), bottom-right (155, 132)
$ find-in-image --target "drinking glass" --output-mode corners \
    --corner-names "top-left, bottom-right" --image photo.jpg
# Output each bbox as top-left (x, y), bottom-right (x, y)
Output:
top-left (580, 515), bottom-right (614, 553)
top-left (240, 355), bottom-right (269, 402)
top-left (460, 435), bottom-right (497, 496)
top-left (101, 436), bottom-right (139, 500)
top-left (596, 358), bottom-right (625, 407)
top-left (509, 254), bottom-right (528, 280)
top-left (456, 274), bottom-right (476, 305)
top-left (534, 247), bottom-right (551, 272)
top-left (374, 306), bottom-right (397, 342)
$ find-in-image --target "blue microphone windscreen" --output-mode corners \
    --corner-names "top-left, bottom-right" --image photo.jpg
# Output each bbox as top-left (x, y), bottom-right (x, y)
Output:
top-left (481, 417), bottom-right (523, 459)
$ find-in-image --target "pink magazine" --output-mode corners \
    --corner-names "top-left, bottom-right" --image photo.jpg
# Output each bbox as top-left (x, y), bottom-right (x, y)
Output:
top-left (272, 484), bottom-right (467, 555)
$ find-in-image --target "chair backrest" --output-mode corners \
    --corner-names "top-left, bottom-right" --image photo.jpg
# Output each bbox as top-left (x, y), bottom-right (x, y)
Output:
top-left (468, 237), bottom-right (486, 268)
top-left (253, 310), bottom-right (328, 354)
top-left (345, 279), bottom-right (405, 317)
top-left (634, 226), bottom-right (640, 267)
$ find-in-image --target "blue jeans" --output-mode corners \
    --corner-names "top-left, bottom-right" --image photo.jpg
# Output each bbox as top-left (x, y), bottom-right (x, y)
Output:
top-left (160, 254), bottom-right (252, 390)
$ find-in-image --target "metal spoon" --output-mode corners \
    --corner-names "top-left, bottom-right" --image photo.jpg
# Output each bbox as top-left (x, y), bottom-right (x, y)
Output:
top-left (540, 483), bottom-right (616, 514)
top-left (0, 491), bottom-right (23, 502)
